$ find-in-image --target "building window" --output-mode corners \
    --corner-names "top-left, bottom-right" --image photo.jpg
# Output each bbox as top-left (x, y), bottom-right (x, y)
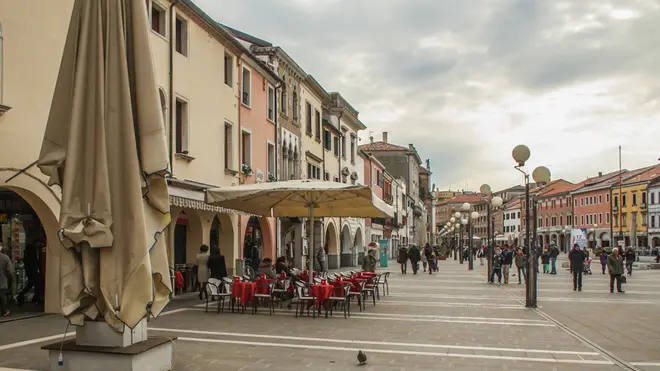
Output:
top-left (323, 129), bottom-right (331, 151)
top-left (281, 78), bottom-right (287, 115)
top-left (376, 170), bottom-right (384, 187)
top-left (642, 192), bottom-right (647, 205)
top-left (307, 162), bottom-right (320, 180)
top-left (333, 136), bottom-right (339, 156)
top-left (652, 192), bottom-right (656, 204)
top-left (267, 142), bottom-right (275, 177)
top-left (350, 135), bottom-right (356, 164)
top-left (305, 102), bottom-right (312, 135)
top-left (651, 215), bottom-right (656, 228)
top-left (241, 130), bottom-right (252, 167)
top-left (224, 53), bottom-right (233, 87)
top-left (518, 212), bottom-right (521, 219)
top-left (614, 196), bottom-right (619, 208)
top-left (632, 193), bottom-right (637, 206)
top-left (568, 215), bottom-right (573, 225)
top-left (174, 98), bottom-right (189, 154)
top-left (599, 213), bottom-right (602, 224)
top-left (341, 130), bottom-right (347, 159)
top-left (267, 86), bottom-right (275, 122)
top-left (606, 193), bottom-right (610, 203)
top-left (581, 215), bottom-right (584, 226)
top-left (622, 194), bottom-right (627, 207)
top-left (598, 195), bottom-right (602, 204)
top-left (292, 89), bottom-right (298, 121)
top-left (224, 122), bottom-right (233, 170)
top-left (241, 67), bottom-right (251, 107)
top-left (149, 1), bottom-right (166, 37)
top-left (560, 215), bottom-right (563, 225)
top-left (315, 110), bottom-right (321, 141)
top-left (580, 198), bottom-right (584, 206)
top-left (574, 199), bottom-right (577, 207)
top-left (606, 212), bottom-right (611, 224)
top-left (175, 15), bottom-right (188, 56)
top-left (642, 212), bottom-right (647, 226)
top-left (614, 214), bottom-right (618, 227)
top-left (622, 213), bottom-right (627, 226)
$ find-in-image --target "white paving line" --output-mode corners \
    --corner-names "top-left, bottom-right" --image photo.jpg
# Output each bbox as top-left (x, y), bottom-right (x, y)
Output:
top-left (387, 293), bottom-right (519, 301)
top-left (190, 303), bottom-right (547, 322)
top-left (180, 307), bottom-right (553, 326)
top-left (377, 300), bottom-right (527, 309)
top-left (149, 327), bottom-right (594, 355)
top-left (176, 337), bottom-right (612, 365)
top-left (631, 362), bottom-right (660, 367)
top-left (0, 333), bottom-right (72, 352)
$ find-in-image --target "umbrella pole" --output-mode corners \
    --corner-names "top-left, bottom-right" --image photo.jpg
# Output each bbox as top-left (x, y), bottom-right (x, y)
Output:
top-left (308, 206), bottom-right (315, 285)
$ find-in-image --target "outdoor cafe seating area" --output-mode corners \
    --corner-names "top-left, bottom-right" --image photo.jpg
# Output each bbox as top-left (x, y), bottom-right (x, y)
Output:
top-left (205, 269), bottom-right (391, 319)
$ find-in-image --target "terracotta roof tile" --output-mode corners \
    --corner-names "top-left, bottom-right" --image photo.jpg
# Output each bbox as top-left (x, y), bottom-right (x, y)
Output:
top-left (359, 141), bottom-right (407, 152)
top-left (622, 165), bottom-right (660, 185)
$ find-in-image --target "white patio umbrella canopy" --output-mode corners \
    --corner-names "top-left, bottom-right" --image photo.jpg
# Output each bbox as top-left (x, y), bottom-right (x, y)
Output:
top-left (206, 180), bottom-right (394, 283)
top-left (37, 0), bottom-right (171, 331)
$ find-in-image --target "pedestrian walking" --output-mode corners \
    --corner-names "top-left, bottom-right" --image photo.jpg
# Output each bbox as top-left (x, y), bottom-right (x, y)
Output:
top-left (362, 248), bottom-right (378, 273)
top-left (317, 246), bottom-right (329, 274)
top-left (208, 245), bottom-right (228, 280)
top-left (501, 245), bottom-right (514, 284)
top-left (408, 245), bottom-right (421, 274)
top-left (196, 245), bottom-right (210, 300)
top-left (541, 248), bottom-right (551, 274)
top-left (0, 244), bottom-right (14, 317)
top-left (432, 246), bottom-right (440, 272)
top-left (600, 250), bottom-right (608, 274)
top-left (490, 248), bottom-right (503, 284)
top-left (624, 247), bottom-right (635, 276)
top-left (423, 243), bottom-right (434, 275)
top-left (514, 249), bottom-right (526, 284)
top-left (549, 244), bottom-right (559, 275)
top-left (607, 248), bottom-right (625, 293)
top-left (397, 246), bottom-right (409, 274)
top-left (420, 249), bottom-right (428, 272)
top-left (568, 244), bottom-right (586, 291)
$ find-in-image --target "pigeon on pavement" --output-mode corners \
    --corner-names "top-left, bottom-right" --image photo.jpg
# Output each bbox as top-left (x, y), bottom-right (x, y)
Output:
top-left (357, 350), bottom-right (367, 365)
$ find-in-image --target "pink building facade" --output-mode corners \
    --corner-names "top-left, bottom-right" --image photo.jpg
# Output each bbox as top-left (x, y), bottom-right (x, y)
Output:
top-left (237, 57), bottom-right (280, 261)
top-left (571, 172), bottom-right (622, 249)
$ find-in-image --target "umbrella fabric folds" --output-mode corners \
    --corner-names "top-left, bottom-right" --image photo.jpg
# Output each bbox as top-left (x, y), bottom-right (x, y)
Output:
top-left (37, 0), bottom-right (171, 331)
top-left (206, 180), bottom-right (394, 283)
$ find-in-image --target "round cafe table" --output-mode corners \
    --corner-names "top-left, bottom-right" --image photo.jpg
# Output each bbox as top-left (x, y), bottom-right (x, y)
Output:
top-left (232, 281), bottom-right (256, 312)
top-left (311, 284), bottom-right (334, 308)
top-left (254, 276), bottom-right (274, 294)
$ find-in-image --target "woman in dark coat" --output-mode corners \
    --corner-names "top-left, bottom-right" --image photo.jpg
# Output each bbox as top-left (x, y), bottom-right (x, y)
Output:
top-left (208, 245), bottom-right (227, 279)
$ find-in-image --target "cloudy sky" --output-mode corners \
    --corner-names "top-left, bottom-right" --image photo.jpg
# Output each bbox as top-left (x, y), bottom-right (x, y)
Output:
top-left (197, 0), bottom-right (660, 191)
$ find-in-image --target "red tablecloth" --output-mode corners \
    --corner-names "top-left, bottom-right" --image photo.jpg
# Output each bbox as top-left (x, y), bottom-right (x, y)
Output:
top-left (331, 281), bottom-right (352, 296)
top-left (232, 281), bottom-right (256, 306)
top-left (254, 277), bottom-right (274, 294)
top-left (356, 272), bottom-right (377, 279)
top-left (311, 284), bottom-right (334, 308)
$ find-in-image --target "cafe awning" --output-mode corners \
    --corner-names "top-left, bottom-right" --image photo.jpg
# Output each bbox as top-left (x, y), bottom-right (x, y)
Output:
top-left (168, 185), bottom-right (245, 214)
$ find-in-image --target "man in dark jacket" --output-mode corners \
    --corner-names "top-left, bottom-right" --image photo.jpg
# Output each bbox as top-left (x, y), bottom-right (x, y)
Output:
top-left (423, 244), bottom-right (434, 275)
top-left (397, 247), bottom-right (409, 274)
top-left (17, 244), bottom-right (40, 306)
top-left (624, 247), bottom-right (635, 276)
top-left (408, 245), bottom-right (421, 274)
top-left (607, 247), bottom-right (625, 293)
top-left (549, 244), bottom-right (560, 275)
top-left (501, 245), bottom-right (514, 284)
top-left (568, 244), bottom-right (586, 291)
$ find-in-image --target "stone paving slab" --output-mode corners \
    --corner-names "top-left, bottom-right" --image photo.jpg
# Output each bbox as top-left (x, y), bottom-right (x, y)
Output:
top-left (0, 255), bottom-right (658, 370)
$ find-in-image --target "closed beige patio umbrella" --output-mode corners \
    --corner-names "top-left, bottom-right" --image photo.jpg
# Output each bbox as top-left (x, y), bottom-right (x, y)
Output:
top-left (38, 0), bottom-right (171, 332)
top-left (206, 179), bottom-right (394, 283)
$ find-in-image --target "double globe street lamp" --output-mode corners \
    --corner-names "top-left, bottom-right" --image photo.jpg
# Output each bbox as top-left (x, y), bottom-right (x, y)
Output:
top-left (512, 144), bottom-right (551, 308)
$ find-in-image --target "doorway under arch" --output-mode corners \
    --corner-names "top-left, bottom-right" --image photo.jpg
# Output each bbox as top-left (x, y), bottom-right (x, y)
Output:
top-left (325, 222), bottom-right (338, 269)
top-left (354, 227), bottom-right (363, 267)
top-left (340, 224), bottom-right (352, 267)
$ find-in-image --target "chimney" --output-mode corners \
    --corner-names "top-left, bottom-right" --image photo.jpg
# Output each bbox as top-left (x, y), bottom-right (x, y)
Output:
top-left (383, 132), bottom-right (388, 143)
top-left (369, 131), bottom-right (374, 143)
top-left (598, 172), bottom-right (603, 177)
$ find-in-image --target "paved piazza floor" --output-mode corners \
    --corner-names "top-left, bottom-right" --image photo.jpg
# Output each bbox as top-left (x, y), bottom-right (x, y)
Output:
top-left (0, 255), bottom-right (658, 370)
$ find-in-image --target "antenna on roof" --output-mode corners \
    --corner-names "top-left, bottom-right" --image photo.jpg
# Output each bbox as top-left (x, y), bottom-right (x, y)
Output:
top-left (369, 131), bottom-right (374, 143)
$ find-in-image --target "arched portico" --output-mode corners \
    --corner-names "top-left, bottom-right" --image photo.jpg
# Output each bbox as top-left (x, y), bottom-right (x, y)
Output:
top-left (340, 223), bottom-right (352, 267)
top-left (325, 221), bottom-right (338, 269)
top-left (239, 215), bottom-right (275, 262)
top-left (0, 168), bottom-right (61, 313)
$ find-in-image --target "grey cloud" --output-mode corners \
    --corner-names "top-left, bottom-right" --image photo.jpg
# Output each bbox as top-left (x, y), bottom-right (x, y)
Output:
top-left (195, 0), bottom-right (660, 190)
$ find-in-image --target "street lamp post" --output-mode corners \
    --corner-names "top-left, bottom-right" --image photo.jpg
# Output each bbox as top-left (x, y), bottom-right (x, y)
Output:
top-left (469, 210), bottom-right (479, 270)
top-left (454, 212), bottom-right (461, 262)
top-left (512, 145), bottom-right (551, 308)
top-left (592, 223), bottom-right (598, 251)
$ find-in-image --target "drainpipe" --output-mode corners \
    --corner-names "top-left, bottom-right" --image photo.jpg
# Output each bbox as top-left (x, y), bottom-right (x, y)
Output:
top-left (336, 111), bottom-right (344, 266)
top-left (167, 0), bottom-right (180, 273)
